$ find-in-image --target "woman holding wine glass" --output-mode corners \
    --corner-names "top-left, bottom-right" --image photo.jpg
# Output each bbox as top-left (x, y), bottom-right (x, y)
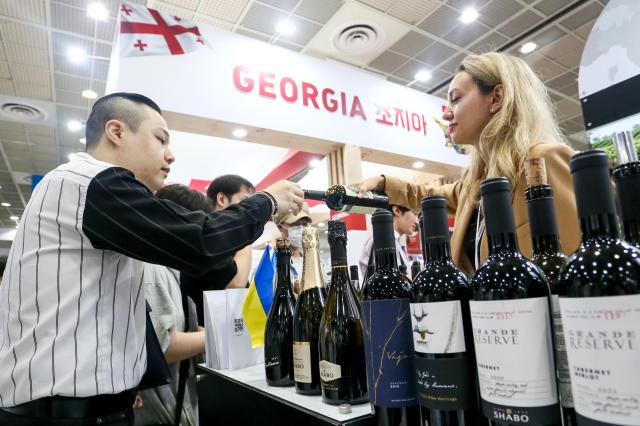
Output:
top-left (355, 51), bottom-right (581, 276)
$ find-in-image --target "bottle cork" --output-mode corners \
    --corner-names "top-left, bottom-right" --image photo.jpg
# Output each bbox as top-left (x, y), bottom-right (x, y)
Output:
top-left (525, 157), bottom-right (547, 186)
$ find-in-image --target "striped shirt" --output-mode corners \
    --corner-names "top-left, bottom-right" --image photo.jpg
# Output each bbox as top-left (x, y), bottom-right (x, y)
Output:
top-left (0, 152), bottom-right (272, 406)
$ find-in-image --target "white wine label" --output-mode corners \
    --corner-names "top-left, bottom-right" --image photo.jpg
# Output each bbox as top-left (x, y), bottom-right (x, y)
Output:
top-left (410, 301), bottom-right (466, 354)
top-left (551, 295), bottom-right (574, 408)
top-left (470, 297), bottom-right (558, 412)
top-left (319, 360), bottom-right (342, 382)
top-left (293, 341), bottom-right (312, 383)
top-left (343, 186), bottom-right (376, 215)
top-left (559, 294), bottom-right (640, 425)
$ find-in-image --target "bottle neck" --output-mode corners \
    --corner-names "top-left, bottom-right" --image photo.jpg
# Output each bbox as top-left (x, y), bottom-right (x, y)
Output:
top-left (374, 247), bottom-right (398, 270)
top-left (487, 232), bottom-right (520, 255)
top-left (580, 213), bottom-right (620, 240)
top-left (424, 240), bottom-right (452, 263)
top-left (275, 250), bottom-right (292, 291)
top-left (329, 239), bottom-right (350, 284)
top-left (301, 244), bottom-right (325, 291)
top-left (532, 234), bottom-right (562, 256)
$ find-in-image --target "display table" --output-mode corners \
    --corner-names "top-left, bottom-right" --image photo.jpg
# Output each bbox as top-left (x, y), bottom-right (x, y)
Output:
top-left (196, 363), bottom-right (374, 426)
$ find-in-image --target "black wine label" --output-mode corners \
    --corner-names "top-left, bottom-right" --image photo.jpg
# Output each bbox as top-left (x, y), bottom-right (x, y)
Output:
top-left (361, 298), bottom-right (417, 407)
top-left (414, 356), bottom-right (474, 411)
top-left (481, 401), bottom-right (560, 425)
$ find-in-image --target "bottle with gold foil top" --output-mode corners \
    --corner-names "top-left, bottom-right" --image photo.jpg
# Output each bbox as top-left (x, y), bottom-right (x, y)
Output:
top-left (264, 239), bottom-right (296, 387)
top-left (292, 227), bottom-right (327, 394)
top-left (318, 220), bottom-right (368, 405)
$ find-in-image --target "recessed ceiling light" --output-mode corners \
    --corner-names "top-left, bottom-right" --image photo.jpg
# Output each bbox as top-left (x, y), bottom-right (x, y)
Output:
top-left (317, 222), bottom-right (325, 227)
top-left (414, 70), bottom-right (432, 82)
top-left (460, 7), bottom-right (479, 24)
top-left (1, 202), bottom-right (10, 207)
top-left (10, 215), bottom-right (19, 221)
top-left (67, 47), bottom-right (88, 63)
top-left (67, 120), bottom-right (82, 132)
top-left (79, 137), bottom-right (86, 144)
top-left (309, 159), bottom-right (321, 168)
top-left (87, 2), bottom-right (109, 21)
top-left (232, 128), bottom-right (248, 138)
top-left (412, 161), bottom-right (425, 169)
top-left (82, 89), bottom-right (98, 99)
top-left (275, 21), bottom-right (296, 36)
top-left (520, 42), bottom-right (537, 54)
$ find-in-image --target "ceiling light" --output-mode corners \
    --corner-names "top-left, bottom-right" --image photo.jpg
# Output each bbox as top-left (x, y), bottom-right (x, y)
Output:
top-left (232, 128), bottom-right (248, 138)
top-left (67, 120), bottom-right (82, 132)
top-left (414, 70), bottom-right (432, 82)
top-left (67, 47), bottom-right (88, 63)
top-left (412, 161), bottom-right (425, 169)
top-left (275, 21), bottom-right (296, 36)
top-left (87, 2), bottom-right (109, 21)
top-left (82, 89), bottom-right (98, 99)
top-left (309, 159), bottom-right (321, 168)
top-left (10, 216), bottom-right (19, 221)
top-left (1, 202), bottom-right (10, 207)
top-left (317, 222), bottom-right (325, 227)
top-left (520, 42), bottom-right (537, 54)
top-left (79, 137), bottom-right (86, 144)
top-left (460, 7), bottom-right (479, 24)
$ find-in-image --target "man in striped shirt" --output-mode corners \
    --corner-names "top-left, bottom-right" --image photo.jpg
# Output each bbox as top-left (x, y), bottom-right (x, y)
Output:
top-left (0, 93), bottom-right (303, 425)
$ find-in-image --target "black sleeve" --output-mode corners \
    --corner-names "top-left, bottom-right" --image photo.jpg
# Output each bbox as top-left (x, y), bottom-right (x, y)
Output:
top-left (82, 167), bottom-right (272, 275)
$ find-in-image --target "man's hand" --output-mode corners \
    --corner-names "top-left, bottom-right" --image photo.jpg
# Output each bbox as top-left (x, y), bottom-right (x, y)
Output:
top-left (353, 176), bottom-right (385, 197)
top-left (264, 180), bottom-right (304, 217)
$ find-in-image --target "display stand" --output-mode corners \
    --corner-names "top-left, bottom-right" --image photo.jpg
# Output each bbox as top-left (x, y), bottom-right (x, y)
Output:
top-left (196, 364), bottom-right (374, 426)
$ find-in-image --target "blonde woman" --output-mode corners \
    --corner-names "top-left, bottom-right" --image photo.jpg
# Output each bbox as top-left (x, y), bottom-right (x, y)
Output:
top-left (357, 52), bottom-right (580, 275)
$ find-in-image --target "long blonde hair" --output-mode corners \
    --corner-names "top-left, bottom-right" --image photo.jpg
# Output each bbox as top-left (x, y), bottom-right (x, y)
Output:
top-left (457, 52), bottom-right (567, 203)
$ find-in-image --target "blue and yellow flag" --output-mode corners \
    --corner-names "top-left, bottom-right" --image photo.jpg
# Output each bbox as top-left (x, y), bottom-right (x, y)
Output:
top-left (242, 245), bottom-right (276, 348)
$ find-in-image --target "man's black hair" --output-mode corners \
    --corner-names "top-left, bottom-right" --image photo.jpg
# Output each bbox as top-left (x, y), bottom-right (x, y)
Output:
top-left (156, 184), bottom-right (213, 213)
top-left (388, 204), bottom-right (411, 215)
top-left (85, 92), bottom-right (162, 150)
top-left (207, 174), bottom-right (255, 202)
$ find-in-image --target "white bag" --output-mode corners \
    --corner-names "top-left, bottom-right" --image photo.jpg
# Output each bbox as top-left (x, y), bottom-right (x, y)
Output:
top-left (203, 288), bottom-right (263, 370)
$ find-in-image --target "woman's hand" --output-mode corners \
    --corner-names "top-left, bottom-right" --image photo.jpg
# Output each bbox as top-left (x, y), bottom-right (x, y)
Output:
top-left (353, 176), bottom-right (385, 197)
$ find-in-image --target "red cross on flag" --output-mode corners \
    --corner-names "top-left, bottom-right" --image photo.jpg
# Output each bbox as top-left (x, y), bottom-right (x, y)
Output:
top-left (119, 2), bottom-right (209, 57)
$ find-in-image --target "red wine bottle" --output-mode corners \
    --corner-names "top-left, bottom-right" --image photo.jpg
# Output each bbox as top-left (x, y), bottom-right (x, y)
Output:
top-left (471, 177), bottom-right (560, 425)
top-left (524, 158), bottom-right (575, 425)
top-left (558, 149), bottom-right (640, 426)
top-left (362, 209), bottom-right (419, 426)
top-left (411, 195), bottom-right (479, 426)
top-left (611, 131), bottom-right (640, 247)
top-left (264, 239), bottom-right (296, 386)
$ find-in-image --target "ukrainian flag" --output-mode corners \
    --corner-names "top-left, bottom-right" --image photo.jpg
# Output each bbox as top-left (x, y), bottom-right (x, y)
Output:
top-left (242, 245), bottom-right (276, 348)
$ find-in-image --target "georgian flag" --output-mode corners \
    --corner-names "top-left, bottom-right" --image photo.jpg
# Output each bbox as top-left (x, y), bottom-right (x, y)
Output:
top-left (119, 2), bottom-right (209, 57)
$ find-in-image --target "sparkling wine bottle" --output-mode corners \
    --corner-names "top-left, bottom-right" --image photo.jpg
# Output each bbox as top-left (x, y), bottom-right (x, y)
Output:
top-left (558, 149), bottom-right (640, 426)
top-left (292, 227), bottom-right (327, 395)
top-left (318, 220), bottom-right (368, 405)
top-left (524, 158), bottom-right (575, 425)
top-left (362, 209), bottom-right (419, 426)
top-left (264, 239), bottom-right (296, 386)
top-left (471, 177), bottom-right (560, 426)
top-left (412, 195), bottom-right (479, 426)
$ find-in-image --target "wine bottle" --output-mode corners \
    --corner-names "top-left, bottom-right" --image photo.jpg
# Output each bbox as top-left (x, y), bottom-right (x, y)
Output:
top-left (264, 239), bottom-right (297, 386)
top-left (558, 149), bottom-right (640, 426)
top-left (611, 131), bottom-right (640, 247)
top-left (361, 209), bottom-right (419, 426)
top-left (411, 195), bottom-right (478, 426)
top-left (470, 177), bottom-right (560, 425)
top-left (410, 260), bottom-right (421, 280)
top-left (292, 227), bottom-right (327, 395)
top-left (350, 265), bottom-right (362, 300)
top-left (524, 158), bottom-right (575, 425)
top-left (304, 184), bottom-right (389, 214)
top-left (318, 220), bottom-right (369, 405)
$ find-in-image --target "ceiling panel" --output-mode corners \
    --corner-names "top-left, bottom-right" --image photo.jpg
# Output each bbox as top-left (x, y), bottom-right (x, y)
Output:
top-left (51, 2), bottom-right (94, 37)
top-left (260, 0), bottom-right (299, 11)
top-left (295, 0), bottom-right (343, 24)
top-left (162, 0), bottom-right (200, 10)
top-left (534, 0), bottom-right (574, 17)
top-left (417, 4), bottom-right (460, 37)
top-left (241, 2), bottom-right (286, 35)
top-left (389, 31), bottom-right (434, 57)
top-left (153, 1), bottom-right (195, 19)
top-left (0, 62), bottom-right (10, 79)
top-left (415, 41), bottom-right (457, 68)
top-left (468, 31), bottom-right (509, 54)
top-left (279, 15), bottom-right (322, 45)
top-left (442, 22), bottom-right (491, 48)
top-left (1, 21), bottom-right (48, 48)
top-left (388, 0), bottom-right (440, 26)
top-left (0, 0), bottom-right (46, 25)
top-left (478, 0), bottom-right (523, 28)
top-left (369, 50), bottom-right (409, 73)
top-left (199, 0), bottom-right (249, 22)
top-left (497, 10), bottom-right (544, 38)
top-left (560, 2), bottom-right (603, 30)
top-left (4, 43), bottom-right (49, 68)
top-left (10, 64), bottom-right (50, 85)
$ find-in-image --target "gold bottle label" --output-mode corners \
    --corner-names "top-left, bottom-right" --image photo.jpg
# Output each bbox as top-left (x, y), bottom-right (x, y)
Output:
top-left (293, 341), bottom-right (312, 383)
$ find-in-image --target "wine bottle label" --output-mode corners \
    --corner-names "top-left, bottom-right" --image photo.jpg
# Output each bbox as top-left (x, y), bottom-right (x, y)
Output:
top-left (551, 295), bottom-right (574, 408)
top-left (342, 186), bottom-right (378, 215)
top-left (414, 355), bottom-right (474, 411)
top-left (361, 298), bottom-right (417, 407)
top-left (469, 297), bottom-right (559, 424)
top-left (293, 341), bottom-right (312, 383)
top-left (319, 360), bottom-right (342, 382)
top-left (559, 294), bottom-right (640, 425)
top-left (410, 301), bottom-right (466, 354)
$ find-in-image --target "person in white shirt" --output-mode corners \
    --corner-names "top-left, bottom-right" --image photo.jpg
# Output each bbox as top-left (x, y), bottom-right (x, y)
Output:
top-left (359, 204), bottom-right (419, 281)
top-left (275, 202), bottom-right (312, 295)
